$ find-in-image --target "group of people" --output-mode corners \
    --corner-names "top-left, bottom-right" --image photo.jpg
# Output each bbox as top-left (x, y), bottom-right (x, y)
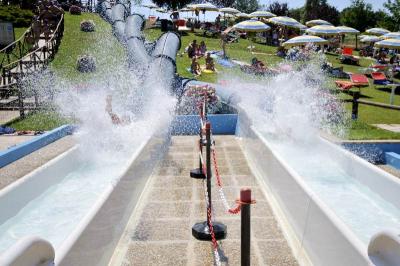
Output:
top-left (186, 40), bottom-right (216, 76)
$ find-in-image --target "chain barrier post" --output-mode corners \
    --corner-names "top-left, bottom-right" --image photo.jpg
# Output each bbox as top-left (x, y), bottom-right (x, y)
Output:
top-left (351, 91), bottom-right (359, 120)
top-left (192, 121), bottom-right (227, 241)
top-left (240, 188), bottom-right (254, 266)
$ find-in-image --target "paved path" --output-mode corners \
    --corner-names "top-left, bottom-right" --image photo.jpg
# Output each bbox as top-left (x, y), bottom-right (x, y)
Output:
top-left (373, 124), bottom-right (400, 133)
top-left (0, 136), bottom-right (75, 190)
top-left (110, 136), bottom-right (298, 266)
top-left (0, 111), bottom-right (20, 125)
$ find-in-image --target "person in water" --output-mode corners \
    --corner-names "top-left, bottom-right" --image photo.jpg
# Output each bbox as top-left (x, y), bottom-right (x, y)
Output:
top-left (106, 95), bottom-right (130, 125)
top-left (205, 53), bottom-right (215, 72)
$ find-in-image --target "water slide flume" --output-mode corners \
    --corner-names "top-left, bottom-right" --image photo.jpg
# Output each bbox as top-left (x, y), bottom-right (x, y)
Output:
top-left (181, 79), bottom-right (400, 265)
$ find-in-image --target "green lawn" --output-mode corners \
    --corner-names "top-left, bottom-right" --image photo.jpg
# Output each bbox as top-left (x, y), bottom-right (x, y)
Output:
top-left (7, 110), bottom-right (69, 131)
top-left (0, 27), bottom-right (28, 64)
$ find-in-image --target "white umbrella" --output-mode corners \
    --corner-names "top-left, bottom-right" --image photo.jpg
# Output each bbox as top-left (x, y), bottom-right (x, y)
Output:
top-left (366, 28), bottom-right (390, 36)
top-left (306, 19), bottom-right (332, 27)
top-left (194, 2), bottom-right (218, 21)
top-left (233, 20), bottom-right (271, 52)
top-left (249, 11), bottom-right (276, 18)
top-left (336, 26), bottom-right (360, 34)
top-left (306, 25), bottom-right (340, 36)
top-left (360, 36), bottom-right (381, 43)
top-left (283, 35), bottom-right (328, 47)
top-left (219, 7), bottom-right (240, 14)
top-left (375, 38), bottom-right (400, 49)
top-left (268, 16), bottom-right (303, 29)
top-left (236, 13), bottom-right (250, 18)
top-left (381, 32), bottom-right (400, 39)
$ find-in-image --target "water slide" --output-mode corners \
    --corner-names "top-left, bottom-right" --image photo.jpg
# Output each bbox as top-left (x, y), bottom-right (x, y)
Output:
top-left (1, 2), bottom-right (400, 265)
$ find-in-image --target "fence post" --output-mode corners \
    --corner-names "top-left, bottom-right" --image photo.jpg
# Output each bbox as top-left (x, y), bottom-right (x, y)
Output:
top-left (192, 121), bottom-right (227, 241)
top-left (16, 77), bottom-right (25, 119)
top-left (240, 188), bottom-right (253, 266)
top-left (352, 91), bottom-right (360, 120)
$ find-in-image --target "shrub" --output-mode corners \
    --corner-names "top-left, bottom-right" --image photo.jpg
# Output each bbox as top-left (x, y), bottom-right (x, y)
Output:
top-left (0, 6), bottom-right (33, 27)
top-left (80, 20), bottom-right (95, 32)
top-left (69, 5), bottom-right (82, 15)
top-left (76, 55), bottom-right (96, 72)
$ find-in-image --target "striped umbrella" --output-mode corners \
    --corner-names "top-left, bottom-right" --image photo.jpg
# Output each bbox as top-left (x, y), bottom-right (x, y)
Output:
top-left (194, 2), bottom-right (219, 11)
top-left (249, 10), bottom-right (276, 18)
top-left (381, 32), bottom-right (400, 39)
top-left (366, 28), bottom-right (390, 36)
top-left (233, 20), bottom-right (271, 32)
top-left (306, 19), bottom-right (332, 27)
top-left (219, 7), bottom-right (240, 14)
top-left (283, 35), bottom-right (328, 47)
top-left (360, 36), bottom-right (381, 43)
top-left (306, 25), bottom-right (339, 36)
top-left (268, 16), bottom-right (302, 28)
top-left (336, 26), bottom-right (360, 34)
top-left (236, 12), bottom-right (250, 18)
top-left (375, 38), bottom-right (400, 49)
top-left (233, 20), bottom-right (271, 52)
top-left (142, 3), bottom-right (158, 9)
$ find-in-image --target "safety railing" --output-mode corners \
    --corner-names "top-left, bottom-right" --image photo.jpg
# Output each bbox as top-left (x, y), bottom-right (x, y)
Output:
top-left (189, 92), bottom-right (256, 266)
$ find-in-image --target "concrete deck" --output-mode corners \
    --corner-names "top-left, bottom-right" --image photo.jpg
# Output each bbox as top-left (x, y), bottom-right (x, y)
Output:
top-left (110, 136), bottom-right (298, 266)
top-left (0, 135), bottom-right (75, 190)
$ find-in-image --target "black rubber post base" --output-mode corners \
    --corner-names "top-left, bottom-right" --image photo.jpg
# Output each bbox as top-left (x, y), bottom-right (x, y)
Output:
top-left (190, 168), bottom-right (206, 179)
top-left (192, 221), bottom-right (227, 240)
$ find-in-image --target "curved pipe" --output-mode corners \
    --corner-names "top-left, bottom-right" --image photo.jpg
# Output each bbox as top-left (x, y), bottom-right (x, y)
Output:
top-left (368, 230), bottom-right (400, 266)
top-left (111, 4), bottom-right (126, 41)
top-left (151, 32), bottom-right (181, 74)
top-left (125, 13), bottom-right (151, 68)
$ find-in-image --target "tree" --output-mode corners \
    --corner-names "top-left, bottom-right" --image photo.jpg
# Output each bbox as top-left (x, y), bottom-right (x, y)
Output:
top-left (289, 7), bottom-right (304, 22)
top-left (340, 0), bottom-right (377, 32)
top-left (384, 0), bottom-right (400, 30)
top-left (151, 0), bottom-right (192, 9)
top-left (375, 10), bottom-right (398, 31)
top-left (211, 0), bottom-right (236, 7)
top-left (302, 0), bottom-right (340, 25)
top-left (267, 1), bottom-right (289, 16)
top-left (234, 0), bottom-right (259, 13)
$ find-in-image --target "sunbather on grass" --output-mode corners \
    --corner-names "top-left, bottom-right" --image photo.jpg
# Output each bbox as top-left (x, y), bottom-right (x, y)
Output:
top-left (191, 57), bottom-right (201, 76)
top-left (205, 53), bottom-right (215, 72)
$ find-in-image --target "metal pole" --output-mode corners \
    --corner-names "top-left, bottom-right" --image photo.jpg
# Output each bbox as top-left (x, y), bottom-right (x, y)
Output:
top-left (352, 91), bottom-right (360, 120)
top-left (205, 121), bottom-right (212, 224)
top-left (241, 188), bottom-right (252, 266)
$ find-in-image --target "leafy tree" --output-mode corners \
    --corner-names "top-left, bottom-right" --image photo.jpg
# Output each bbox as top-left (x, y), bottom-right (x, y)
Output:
top-left (234, 0), bottom-right (259, 13)
top-left (211, 0), bottom-right (236, 7)
top-left (384, 0), bottom-right (400, 30)
top-left (302, 0), bottom-right (340, 25)
top-left (267, 1), bottom-right (288, 16)
top-left (151, 0), bottom-right (192, 9)
top-left (375, 9), bottom-right (398, 31)
top-left (340, 0), bottom-right (377, 31)
top-left (289, 7), bottom-right (304, 22)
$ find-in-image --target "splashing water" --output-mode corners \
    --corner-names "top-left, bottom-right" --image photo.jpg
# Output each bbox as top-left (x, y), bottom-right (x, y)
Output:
top-left (221, 54), bottom-right (400, 244)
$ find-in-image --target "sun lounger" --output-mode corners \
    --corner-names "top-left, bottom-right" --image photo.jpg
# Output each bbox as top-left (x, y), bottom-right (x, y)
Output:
top-left (339, 47), bottom-right (359, 65)
top-left (335, 74), bottom-right (369, 91)
top-left (371, 72), bottom-right (399, 86)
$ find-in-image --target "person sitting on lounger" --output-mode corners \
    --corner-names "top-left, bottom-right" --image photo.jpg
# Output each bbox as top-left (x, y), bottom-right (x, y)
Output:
top-left (191, 57), bottom-right (201, 76)
top-left (205, 53), bottom-right (215, 72)
top-left (199, 41), bottom-right (207, 56)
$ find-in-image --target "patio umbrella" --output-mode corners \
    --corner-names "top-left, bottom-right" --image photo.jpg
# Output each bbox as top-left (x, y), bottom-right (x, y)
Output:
top-left (233, 20), bottom-right (271, 52)
top-left (305, 19), bottom-right (332, 27)
top-left (366, 28), bottom-right (390, 36)
top-left (194, 2), bottom-right (218, 21)
top-left (282, 35), bottom-right (328, 47)
top-left (249, 10), bottom-right (276, 19)
top-left (268, 16), bottom-right (303, 29)
top-left (360, 36), bottom-right (381, 43)
top-left (375, 38), bottom-right (400, 49)
top-left (236, 12), bottom-right (250, 18)
top-left (155, 8), bottom-right (168, 13)
top-left (306, 25), bottom-right (340, 36)
top-left (381, 32), bottom-right (400, 39)
top-left (219, 7), bottom-right (240, 14)
top-left (336, 26), bottom-right (360, 34)
top-left (142, 3), bottom-right (158, 9)
top-left (179, 7), bottom-right (192, 18)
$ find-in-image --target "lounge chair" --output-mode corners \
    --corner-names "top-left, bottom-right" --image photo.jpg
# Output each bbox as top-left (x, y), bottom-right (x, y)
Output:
top-left (335, 74), bottom-right (369, 91)
top-left (371, 72), bottom-right (400, 87)
top-left (339, 47), bottom-right (359, 65)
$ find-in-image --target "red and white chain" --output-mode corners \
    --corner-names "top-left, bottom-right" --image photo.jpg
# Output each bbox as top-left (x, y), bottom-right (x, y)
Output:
top-left (211, 145), bottom-right (242, 215)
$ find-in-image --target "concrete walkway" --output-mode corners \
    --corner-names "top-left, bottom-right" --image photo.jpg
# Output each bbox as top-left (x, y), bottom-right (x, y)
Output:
top-left (0, 136), bottom-right (75, 190)
top-left (373, 124), bottom-right (400, 133)
top-left (110, 136), bottom-right (298, 266)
